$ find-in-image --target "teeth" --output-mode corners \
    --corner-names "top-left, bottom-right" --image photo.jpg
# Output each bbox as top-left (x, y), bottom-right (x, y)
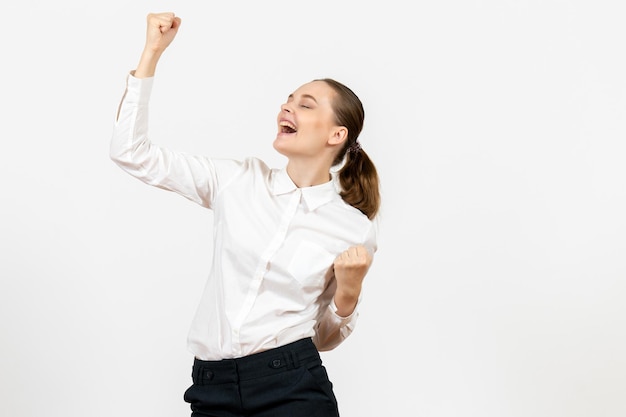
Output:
top-left (279, 121), bottom-right (296, 130)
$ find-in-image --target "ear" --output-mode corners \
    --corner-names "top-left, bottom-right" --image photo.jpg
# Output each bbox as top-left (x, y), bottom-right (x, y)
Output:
top-left (328, 126), bottom-right (348, 146)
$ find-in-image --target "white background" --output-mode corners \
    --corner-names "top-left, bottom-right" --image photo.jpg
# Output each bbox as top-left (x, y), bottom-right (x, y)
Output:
top-left (1, 1), bottom-right (625, 416)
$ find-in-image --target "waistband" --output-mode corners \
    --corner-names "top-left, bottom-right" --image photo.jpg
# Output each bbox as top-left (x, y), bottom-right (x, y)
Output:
top-left (191, 338), bottom-right (321, 385)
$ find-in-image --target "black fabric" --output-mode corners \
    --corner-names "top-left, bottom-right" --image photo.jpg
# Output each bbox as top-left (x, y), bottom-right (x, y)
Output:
top-left (183, 338), bottom-right (340, 417)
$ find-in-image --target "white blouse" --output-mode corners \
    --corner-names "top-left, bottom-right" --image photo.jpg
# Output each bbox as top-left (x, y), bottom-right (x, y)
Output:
top-left (110, 73), bottom-right (377, 360)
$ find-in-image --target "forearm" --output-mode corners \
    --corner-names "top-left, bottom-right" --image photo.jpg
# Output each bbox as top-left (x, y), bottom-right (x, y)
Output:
top-left (313, 299), bottom-right (359, 351)
top-left (110, 74), bottom-right (216, 208)
top-left (333, 284), bottom-right (361, 317)
top-left (134, 49), bottom-right (163, 78)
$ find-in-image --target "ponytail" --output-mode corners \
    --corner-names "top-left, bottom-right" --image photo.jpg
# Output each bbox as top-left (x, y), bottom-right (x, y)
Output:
top-left (317, 78), bottom-right (381, 220)
top-left (338, 147), bottom-right (380, 220)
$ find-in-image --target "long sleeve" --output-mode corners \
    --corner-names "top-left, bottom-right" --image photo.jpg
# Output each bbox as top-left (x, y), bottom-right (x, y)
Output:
top-left (312, 219), bottom-right (377, 351)
top-left (110, 73), bottom-right (233, 208)
top-left (313, 296), bottom-right (360, 351)
top-left (111, 72), bottom-right (379, 359)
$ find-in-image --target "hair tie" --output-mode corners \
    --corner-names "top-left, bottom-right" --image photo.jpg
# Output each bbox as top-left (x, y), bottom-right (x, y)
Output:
top-left (348, 141), bottom-right (362, 154)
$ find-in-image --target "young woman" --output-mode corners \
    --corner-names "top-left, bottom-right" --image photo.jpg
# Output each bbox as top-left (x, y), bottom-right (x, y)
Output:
top-left (110, 12), bottom-right (381, 417)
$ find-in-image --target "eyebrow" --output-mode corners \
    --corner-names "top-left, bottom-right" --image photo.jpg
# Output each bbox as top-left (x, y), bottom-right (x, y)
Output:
top-left (288, 93), bottom-right (318, 103)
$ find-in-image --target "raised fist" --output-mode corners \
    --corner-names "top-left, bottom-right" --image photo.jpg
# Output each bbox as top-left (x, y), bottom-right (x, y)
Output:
top-left (333, 245), bottom-right (373, 294)
top-left (143, 12), bottom-right (181, 54)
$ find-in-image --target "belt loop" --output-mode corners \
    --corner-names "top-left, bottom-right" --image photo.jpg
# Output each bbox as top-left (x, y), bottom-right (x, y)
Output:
top-left (289, 349), bottom-right (300, 369)
top-left (233, 359), bottom-right (240, 384)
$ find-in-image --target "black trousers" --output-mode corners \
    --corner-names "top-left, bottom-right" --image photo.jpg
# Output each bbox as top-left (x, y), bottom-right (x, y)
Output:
top-left (183, 338), bottom-right (340, 417)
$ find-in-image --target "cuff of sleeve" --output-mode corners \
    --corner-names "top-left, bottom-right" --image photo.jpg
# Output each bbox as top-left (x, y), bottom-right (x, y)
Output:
top-left (329, 297), bottom-right (360, 322)
top-left (125, 71), bottom-right (154, 104)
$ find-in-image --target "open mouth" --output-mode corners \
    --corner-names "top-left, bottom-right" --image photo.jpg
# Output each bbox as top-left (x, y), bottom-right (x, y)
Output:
top-left (279, 121), bottom-right (297, 134)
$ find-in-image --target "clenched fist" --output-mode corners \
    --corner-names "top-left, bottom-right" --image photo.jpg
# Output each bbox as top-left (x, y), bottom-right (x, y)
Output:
top-left (333, 245), bottom-right (373, 317)
top-left (144, 12), bottom-right (181, 54)
top-left (134, 12), bottom-right (182, 78)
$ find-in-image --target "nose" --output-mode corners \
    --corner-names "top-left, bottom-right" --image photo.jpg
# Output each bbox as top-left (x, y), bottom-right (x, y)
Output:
top-left (280, 102), bottom-right (292, 113)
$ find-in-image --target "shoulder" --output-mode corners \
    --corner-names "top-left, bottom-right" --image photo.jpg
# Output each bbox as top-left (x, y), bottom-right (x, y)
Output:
top-left (330, 195), bottom-right (378, 250)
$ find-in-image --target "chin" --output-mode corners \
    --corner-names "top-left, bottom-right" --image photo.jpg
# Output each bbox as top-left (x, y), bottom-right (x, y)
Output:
top-left (272, 137), bottom-right (290, 156)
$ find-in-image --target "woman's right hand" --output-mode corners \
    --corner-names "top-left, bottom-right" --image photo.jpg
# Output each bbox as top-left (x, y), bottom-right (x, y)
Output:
top-left (144, 12), bottom-right (181, 54)
top-left (135, 12), bottom-right (182, 78)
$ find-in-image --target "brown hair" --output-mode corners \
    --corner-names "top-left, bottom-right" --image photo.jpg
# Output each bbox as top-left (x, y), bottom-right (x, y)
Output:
top-left (316, 78), bottom-right (381, 220)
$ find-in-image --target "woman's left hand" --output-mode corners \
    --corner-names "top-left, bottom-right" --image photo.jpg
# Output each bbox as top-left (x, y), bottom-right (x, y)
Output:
top-left (333, 245), bottom-right (373, 316)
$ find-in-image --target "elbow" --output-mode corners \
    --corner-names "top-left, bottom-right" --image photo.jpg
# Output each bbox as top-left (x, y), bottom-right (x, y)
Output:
top-left (109, 145), bottom-right (142, 174)
top-left (109, 129), bottom-right (127, 166)
top-left (109, 145), bottom-right (127, 167)
top-left (109, 148), bottom-right (120, 164)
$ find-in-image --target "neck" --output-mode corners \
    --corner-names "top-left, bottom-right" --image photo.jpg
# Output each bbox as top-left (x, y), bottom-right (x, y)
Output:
top-left (286, 159), bottom-right (332, 188)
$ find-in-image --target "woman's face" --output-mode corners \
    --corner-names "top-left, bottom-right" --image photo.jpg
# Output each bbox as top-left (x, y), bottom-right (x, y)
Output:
top-left (273, 81), bottom-right (343, 159)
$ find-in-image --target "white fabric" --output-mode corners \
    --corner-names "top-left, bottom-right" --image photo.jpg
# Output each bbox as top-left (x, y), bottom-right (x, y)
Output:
top-left (110, 73), bottom-right (377, 360)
